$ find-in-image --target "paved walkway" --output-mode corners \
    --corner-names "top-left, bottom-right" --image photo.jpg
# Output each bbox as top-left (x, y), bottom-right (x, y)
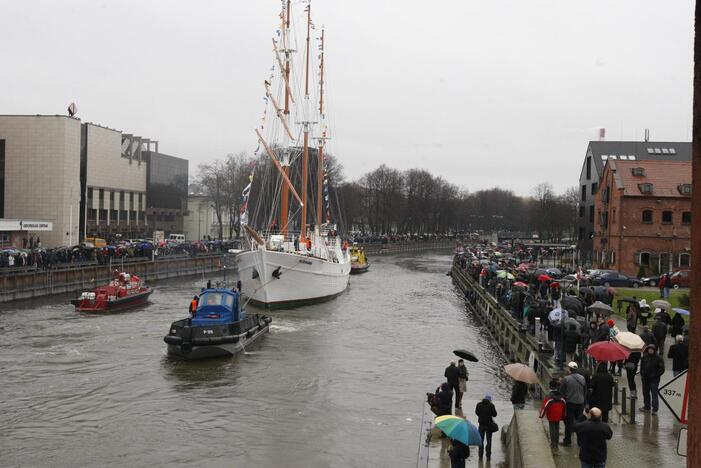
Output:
top-left (548, 314), bottom-right (686, 467)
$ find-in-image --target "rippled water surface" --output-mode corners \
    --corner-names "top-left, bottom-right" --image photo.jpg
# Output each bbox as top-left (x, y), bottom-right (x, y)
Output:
top-left (1, 252), bottom-right (512, 468)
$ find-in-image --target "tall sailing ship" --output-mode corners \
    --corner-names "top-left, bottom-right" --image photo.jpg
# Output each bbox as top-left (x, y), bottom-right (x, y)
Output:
top-left (236, 0), bottom-right (350, 308)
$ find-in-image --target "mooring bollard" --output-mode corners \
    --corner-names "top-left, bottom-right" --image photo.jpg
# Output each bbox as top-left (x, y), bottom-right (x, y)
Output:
top-left (621, 387), bottom-right (627, 415)
top-left (613, 380), bottom-right (619, 406)
top-left (630, 395), bottom-right (637, 423)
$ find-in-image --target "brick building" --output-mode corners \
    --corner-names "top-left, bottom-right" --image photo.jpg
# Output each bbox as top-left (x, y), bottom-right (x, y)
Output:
top-left (576, 141), bottom-right (691, 266)
top-left (593, 159), bottom-right (691, 277)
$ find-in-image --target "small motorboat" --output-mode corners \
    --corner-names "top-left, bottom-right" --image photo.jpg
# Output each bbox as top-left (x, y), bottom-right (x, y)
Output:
top-left (163, 286), bottom-right (271, 360)
top-left (72, 271), bottom-right (152, 312)
top-left (349, 245), bottom-right (370, 274)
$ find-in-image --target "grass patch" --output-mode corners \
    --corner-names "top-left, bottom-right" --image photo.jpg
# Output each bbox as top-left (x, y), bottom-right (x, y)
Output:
top-left (611, 288), bottom-right (689, 321)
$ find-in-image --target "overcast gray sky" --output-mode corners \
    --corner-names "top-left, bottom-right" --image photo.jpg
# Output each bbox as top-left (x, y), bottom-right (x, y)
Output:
top-left (0, 0), bottom-right (693, 195)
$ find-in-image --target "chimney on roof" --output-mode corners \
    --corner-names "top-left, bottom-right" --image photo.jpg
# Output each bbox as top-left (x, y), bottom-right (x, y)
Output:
top-left (644, 128), bottom-right (650, 142)
top-left (599, 128), bottom-right (606, 141)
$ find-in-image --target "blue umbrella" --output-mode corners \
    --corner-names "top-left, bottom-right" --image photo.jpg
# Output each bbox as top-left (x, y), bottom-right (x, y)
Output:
top-left (434, 415), bottom-right (482, 446)
top-left (673, 308), bottom-right (690, 316)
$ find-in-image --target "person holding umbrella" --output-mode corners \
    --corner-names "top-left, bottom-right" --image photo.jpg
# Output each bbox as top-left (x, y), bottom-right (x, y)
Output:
top-left (457, 360), bottom-right (468, 409)
top-left (433, 415), bottom-right (481, 467)
top-left (445, 361), bottom-right (461, 410)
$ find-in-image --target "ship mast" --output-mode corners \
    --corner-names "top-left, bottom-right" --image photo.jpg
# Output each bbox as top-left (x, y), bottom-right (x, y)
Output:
top-left (300, 1), bottom-right (312, 241)
top-left (279, 0), bottom-right (292, 238)
top-left (315, 28), bottom-right (327, 227)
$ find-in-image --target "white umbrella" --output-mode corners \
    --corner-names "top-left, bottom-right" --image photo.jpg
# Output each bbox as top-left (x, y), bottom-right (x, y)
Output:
top-left (613, 331), bottom-right (645, 351)
top-left (652, 299), bottom-right (672, 310)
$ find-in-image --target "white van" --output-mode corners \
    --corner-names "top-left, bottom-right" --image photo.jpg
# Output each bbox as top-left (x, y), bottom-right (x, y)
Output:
top-left (168, 234), bottom-right (185, 243)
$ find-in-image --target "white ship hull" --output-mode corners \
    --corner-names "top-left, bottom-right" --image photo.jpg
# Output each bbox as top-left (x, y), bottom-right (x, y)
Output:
top-left (237, 248), bottom-right (350, 307)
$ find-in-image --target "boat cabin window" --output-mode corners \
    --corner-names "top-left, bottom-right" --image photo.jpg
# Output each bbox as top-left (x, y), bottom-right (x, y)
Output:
top-left (197, 292), bottom-right (234, 309)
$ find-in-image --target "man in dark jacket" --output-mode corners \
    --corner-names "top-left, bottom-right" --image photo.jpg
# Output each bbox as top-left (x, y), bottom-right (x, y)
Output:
top-left (574, 407), bottom-right (613, 467)
top-left (475, 395), bottom-right (497, 460)
top-left (639, 344), bottom-right (665, 415)
top-left (589, 363), bottom-right (614, 422)
top-left (668, 335), bottom-right (689, 376)
top-left (639, 326), bottom-right (655, 347)
top-left (511, 380), bottom-right (528, 409)
top-left (651, 317), bottom-right (668, 355)
top-left (444, 361), bottom-right (461, 409)
top-left (448, 439), bottom-right (469, 468)
top-left (563, 322), bottom-right (581, 364)
top-left (436, 383), bottom-right (453, 416)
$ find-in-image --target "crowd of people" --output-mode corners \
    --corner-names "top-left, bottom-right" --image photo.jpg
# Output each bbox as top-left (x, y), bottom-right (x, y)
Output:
top-left (0, 239), bottom-right (238, 271)
top-left (449, 242), bottom-right (690, 467)
top-left (427, 359), bottom-right (499, 467)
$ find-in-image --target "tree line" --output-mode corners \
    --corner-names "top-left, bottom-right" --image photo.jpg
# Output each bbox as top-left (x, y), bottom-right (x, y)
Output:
top-left (193, 154), bottom-right (578, 242)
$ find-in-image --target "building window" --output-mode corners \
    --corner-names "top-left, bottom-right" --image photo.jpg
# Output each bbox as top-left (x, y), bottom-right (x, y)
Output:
top-left (600, 211), bottom-right (608, 228)
top-left (609, 250), bottom-right (616, 265)
top-left (0, 232), bottom-right (9, 247)
top-left (589, 206), bottom-right (594, 223)
top-left (110, 209), bottom-right (118, 222)
top-left (638, 183), bottom-right (653, 194)
top-left (109, 191), bottom-right (114, 209)
top-left (581, 185), bottom-right (587, 202)
top-left (591, 182), bottom-right (598, 195)
top-left (682, 211), bottom-right (691, 224)
top-left (99, 189), bottom-right (105, 209)
top-left (639, 252), bottom-right (651, 267)
top-left (119, 191), bottom-right (125, 210)
top-left (631, 167), bottom-right (645, 177)
top-left (680, 253), bottom-right (691, 268)
top-left (579, 206), bottom-right (585, 218)
top-left (586, 157), bottom-right (591, 180)
top-left (578, 227), bottom-right (584, 240)
top-left (662, 211), bottom-right (673, 224)
top-left (87, 188), bottom-right (93, 207)
top-left (87, 209), bottom-right (97, 221)
top-left (642, 210), bottom-right (653, 223)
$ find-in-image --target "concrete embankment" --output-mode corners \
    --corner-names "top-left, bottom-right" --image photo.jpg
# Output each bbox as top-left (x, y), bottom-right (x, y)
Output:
top-left (0, 253), bottom-right (231, 302)
top-left (450, 261), bottom-right (558, 468)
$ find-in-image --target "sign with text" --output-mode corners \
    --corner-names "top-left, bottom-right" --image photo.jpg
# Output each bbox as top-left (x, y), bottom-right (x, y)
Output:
top-left (658, 369), bottom-right (688, 424)
top-left (0, 219), bottom-right (53, 232)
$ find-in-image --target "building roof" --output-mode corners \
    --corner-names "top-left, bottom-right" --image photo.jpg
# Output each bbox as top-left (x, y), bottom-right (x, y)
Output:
top-left (607, 159), bottom-right (692, 198)
top-left (588, 141), bottom-right (691, 175)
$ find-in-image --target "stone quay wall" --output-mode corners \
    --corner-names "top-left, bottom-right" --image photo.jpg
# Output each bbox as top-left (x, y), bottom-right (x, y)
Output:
top-left (0, 253), bottom-right (232, 303)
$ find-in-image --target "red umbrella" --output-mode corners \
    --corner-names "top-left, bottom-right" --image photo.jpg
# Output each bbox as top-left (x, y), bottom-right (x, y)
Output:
top-left (586, 341), bottom-right (631, 362)
top-left (513, 281), bottom-right (528, 287)
top-left (549, 281), bottom-right (561, 288)
top-left (537, 274), bottom-right (553, 282)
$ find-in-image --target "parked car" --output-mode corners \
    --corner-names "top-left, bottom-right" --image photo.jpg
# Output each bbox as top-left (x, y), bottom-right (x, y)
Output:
top-left (594, 272), bottom-right (643, 288)
top-left (641, 274), bottom-right (662, 287)
top-left (670, 269), bottom-right (690, 289)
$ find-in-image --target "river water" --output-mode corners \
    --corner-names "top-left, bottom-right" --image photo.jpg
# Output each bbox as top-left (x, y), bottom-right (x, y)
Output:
top-left (1, 252), bottom-right (513, 468)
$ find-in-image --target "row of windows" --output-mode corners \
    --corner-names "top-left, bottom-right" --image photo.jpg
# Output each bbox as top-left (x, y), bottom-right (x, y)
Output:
top-left (87, 188), bottom-right (144, 211)
top-left (642, 209), bottom-right (691, 225)
top-left (595, 250), bottom-right (691, 268)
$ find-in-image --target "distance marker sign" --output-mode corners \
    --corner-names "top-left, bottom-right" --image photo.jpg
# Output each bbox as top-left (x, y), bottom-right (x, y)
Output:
top-left (658, 369), bottom-right (688, 424)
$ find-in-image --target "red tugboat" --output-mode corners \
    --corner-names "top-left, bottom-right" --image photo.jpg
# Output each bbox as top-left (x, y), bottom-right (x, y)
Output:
top-left (71, 271), bottom-right (153, 312)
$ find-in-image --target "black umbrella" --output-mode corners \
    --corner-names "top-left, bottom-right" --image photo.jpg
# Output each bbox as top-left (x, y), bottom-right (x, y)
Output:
top-left (617, 297), bottom-right (639, 304)
top-left (453, 349), bottom-right (479, 362)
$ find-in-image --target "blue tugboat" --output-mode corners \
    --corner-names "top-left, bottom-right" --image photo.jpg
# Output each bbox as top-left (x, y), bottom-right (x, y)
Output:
top-left (164, 286), bottom-right (271, 360)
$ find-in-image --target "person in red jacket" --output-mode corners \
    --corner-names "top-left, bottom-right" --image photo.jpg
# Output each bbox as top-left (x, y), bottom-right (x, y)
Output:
top-left (540, 379), bottom-right (567, 449)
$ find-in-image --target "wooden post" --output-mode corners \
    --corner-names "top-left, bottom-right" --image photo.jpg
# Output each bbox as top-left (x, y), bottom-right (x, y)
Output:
top-left (689, 1), bottom-right (701, 464)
